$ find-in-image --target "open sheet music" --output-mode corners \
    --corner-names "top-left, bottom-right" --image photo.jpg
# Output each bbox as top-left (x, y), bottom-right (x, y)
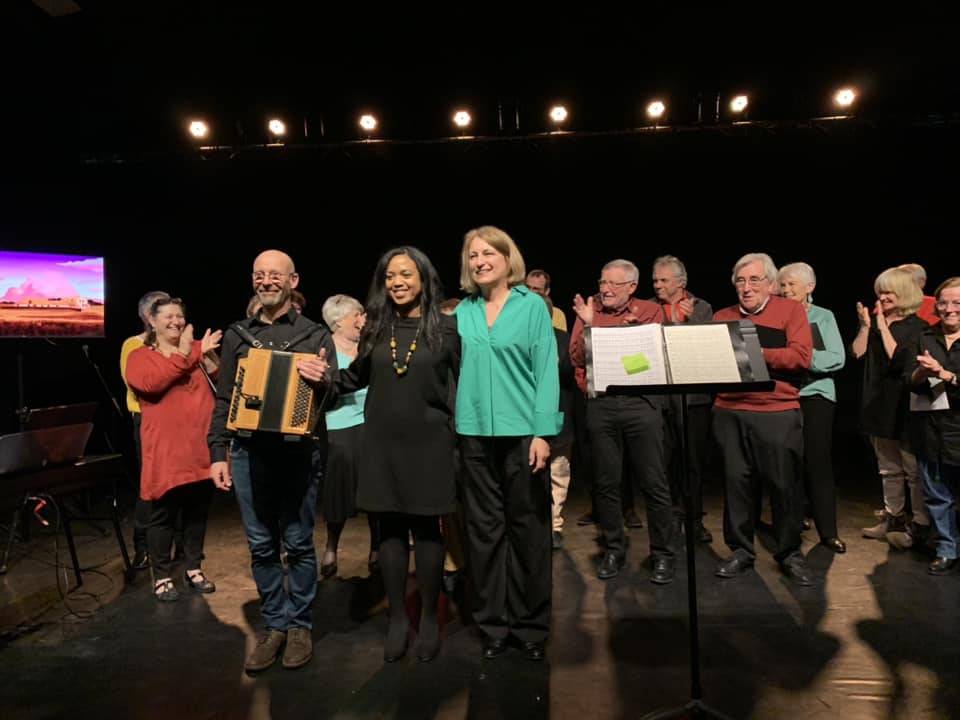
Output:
top-left (588, 323), bottom-right (668, 391)
top-left (585, 321), bottom-right (756, 396)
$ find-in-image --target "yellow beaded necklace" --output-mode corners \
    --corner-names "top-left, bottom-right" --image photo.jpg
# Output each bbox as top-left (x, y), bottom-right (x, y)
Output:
top-left (390, 323), bottom-right (421, 376)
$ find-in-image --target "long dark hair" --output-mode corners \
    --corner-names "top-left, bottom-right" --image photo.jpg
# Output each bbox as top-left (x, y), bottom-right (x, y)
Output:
top-left (358, 246), bottom-right (445, 358)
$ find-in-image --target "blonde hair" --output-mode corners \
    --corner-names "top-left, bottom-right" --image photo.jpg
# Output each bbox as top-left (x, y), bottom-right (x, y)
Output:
top-left (874, 267), bottom-right (923, 316)
top-left (459, 225), bottom-right (527, 295)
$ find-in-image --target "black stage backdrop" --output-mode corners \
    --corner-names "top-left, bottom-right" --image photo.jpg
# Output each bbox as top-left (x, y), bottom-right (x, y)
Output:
top-left (2, 122), bottom-right (958, 491)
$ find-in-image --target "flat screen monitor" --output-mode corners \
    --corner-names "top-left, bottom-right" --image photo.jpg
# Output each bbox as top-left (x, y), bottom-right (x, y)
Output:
top-left (0, 251), bottom-right (105, 338)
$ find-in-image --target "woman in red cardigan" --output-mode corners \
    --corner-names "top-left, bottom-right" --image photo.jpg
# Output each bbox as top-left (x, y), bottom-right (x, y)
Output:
top-left (127, 296), bottom-right (222, 601)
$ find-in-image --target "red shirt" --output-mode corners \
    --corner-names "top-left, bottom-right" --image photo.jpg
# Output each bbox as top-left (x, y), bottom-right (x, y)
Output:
top-left (126, 341), bottom-right (216, 500)
top-left (712, 296), bottom-right (812, 412)
top-left (569, 297), bottom-right (665, 396)
top-left (917, 295), bottom-right (940, 326)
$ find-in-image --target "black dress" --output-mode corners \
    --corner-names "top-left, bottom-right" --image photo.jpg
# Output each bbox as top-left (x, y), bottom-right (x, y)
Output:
top-left (859, 314), bottom-right (929, 440)
top-left (341, 314), bottom-right (460, 516)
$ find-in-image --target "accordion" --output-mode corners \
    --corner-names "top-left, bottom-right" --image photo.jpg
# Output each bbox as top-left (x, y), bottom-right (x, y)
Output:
top-left (227, 348), bottom-right (323, 437)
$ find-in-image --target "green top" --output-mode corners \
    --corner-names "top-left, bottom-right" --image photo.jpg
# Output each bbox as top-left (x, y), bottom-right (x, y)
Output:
top-left (801, 303), bottom-right (845, 402)
top-left (326, 349), bottom-right (367, 429)
top-left (454, 285), bottom-right (563, 437)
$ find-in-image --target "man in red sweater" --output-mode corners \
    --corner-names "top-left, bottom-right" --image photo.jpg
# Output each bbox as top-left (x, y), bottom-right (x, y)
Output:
top-left (712, 253), bottom-right (815, 585)
top-left (570, 259), bottom-right (676, 584)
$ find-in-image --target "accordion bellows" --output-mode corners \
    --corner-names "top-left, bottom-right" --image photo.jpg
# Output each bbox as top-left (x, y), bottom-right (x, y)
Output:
top-left (227, 348), bottom-right (322, 437)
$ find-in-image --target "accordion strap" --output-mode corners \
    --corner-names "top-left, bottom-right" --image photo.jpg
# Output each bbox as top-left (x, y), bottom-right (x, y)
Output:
top-left (228, 322), bottom-right (321, 352)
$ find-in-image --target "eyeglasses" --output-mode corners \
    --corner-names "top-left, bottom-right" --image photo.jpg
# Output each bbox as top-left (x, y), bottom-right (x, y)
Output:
top-left (252, 271), bottom-right (293, 283)
top-left (734, 276), bottom-right (767, 289)
top-left (936, 300), bottom-right (960, 310)
top-left (598, 279), bottom-right (635, 288)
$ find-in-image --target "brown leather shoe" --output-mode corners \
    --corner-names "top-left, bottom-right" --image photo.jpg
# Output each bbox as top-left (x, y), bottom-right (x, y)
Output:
top-left (282, 627), bottom-right (313, 669)
top-left (245, 630), bottom-right (286, 673)
top-left (929, 557), bottom-right (958, 575)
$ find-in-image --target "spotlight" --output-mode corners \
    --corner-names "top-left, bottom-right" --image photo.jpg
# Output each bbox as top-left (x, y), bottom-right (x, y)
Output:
top-left (729, 95), bottom-right (749, 113)
top-left (358, 114), bottom-right (378, 132)
top-left (646, 100), bottom-right (666, 122)
top-left (188, 120), bottom-right (208, 139)
top-left (549, 105), bottom-right (569, 127)
top-left (268, 118), bottom-right (286, 137)
top-left (453, 110), bottom-right (472, 130)
top-left (833, 87), bottom-right (857, 109)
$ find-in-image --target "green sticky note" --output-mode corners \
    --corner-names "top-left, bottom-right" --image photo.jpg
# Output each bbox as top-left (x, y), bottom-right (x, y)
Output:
top-left (622, 353), bottom-right (650, 374)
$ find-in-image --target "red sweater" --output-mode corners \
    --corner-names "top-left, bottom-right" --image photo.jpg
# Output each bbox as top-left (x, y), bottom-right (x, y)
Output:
top-left (126, 341), bottom-right (216, 500)
top-left (569, 297), bottom-right (665, 396)
top-left (712, 296), bottom-right (812, 412)
top-left (917, 295), bottom-right (940, 326)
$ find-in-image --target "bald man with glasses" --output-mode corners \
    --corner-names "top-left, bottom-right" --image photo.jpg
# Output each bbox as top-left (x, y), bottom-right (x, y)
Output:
top-left (208, 249), bottom-right (336, 673)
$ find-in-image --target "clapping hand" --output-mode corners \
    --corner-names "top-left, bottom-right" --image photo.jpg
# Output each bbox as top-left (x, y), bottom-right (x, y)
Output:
top-left (855, 302), bottom-right (871, 329)
top-left (200, 328), bottom-right (222, 355)
top-left (573, 294), bottom-right (595, 326)
top-left (178, 323), bottom-right (195, 355)
top-left (874, 301), bottom-right (888, 330)
top-left (916, 349), bottom-right (943, 378)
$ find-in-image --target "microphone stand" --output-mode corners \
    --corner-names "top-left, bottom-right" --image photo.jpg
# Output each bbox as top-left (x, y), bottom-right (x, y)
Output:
top-left (1, 342), bottom-right (31, 572)
top-left (83, 344), bottom-right (125, 444)
top-left (16, 340), bottom-right (29, 430)
top-left (81, 344), bottom-right (127, 538)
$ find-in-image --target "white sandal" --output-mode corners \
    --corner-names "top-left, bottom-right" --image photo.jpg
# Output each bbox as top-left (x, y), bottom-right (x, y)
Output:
top-left (154, 578), bottom-right (179, 602)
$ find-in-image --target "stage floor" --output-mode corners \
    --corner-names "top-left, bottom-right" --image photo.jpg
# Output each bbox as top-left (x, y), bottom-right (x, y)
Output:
top-left (1, 481), bottom-right (957, 720)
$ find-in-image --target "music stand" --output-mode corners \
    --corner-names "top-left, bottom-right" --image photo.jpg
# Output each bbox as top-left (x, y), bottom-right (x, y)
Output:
top-left (593, 320), bottom-right (773, 720)
top-left (23, 402), bottom-right (99, 430)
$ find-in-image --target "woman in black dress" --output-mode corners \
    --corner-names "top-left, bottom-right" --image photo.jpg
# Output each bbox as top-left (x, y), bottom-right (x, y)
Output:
top-left (853, 266), bottom-right (930, 542)
top-left (340, 246), bottom-right (460, 663)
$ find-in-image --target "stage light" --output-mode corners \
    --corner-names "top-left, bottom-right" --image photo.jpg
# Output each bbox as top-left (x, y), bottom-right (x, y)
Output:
top-left (729, 95), bottom-right (749, 113)
top-left (646, 100), bottom-right (666, 121)
top-left (833, 87), bottom-right (857, 109)
top-left (188, 120), bottom-right (209, 139)
top-left (268, 118), bottom-right (286, 137)
top-left (358, 114), bottom-right (378, 133)
top-left (549, 105), bottom-right (569, 127)
top-left (453, 110), bottom-right (472, 129)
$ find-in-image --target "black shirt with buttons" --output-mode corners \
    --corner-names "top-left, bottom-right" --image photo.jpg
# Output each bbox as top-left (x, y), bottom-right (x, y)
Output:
top-left (208, 307), bottom-right (337, 463)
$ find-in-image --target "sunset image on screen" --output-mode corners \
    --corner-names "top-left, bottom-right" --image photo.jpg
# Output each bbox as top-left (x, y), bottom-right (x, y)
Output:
top-left (0, 251), bottom-right (105, 338)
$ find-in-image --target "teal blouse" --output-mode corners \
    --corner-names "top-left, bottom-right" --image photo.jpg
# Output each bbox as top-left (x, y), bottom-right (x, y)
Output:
top-left (802, 303), bottom-right (845, 402)
top-left (454, 285), bottom-right (563, 437)
top-left (325, 349), bottom-right (367, 430)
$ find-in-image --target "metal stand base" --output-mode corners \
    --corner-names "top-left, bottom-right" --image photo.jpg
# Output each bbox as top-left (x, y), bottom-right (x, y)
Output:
top-left (642, 698), bottom-right (737, 720)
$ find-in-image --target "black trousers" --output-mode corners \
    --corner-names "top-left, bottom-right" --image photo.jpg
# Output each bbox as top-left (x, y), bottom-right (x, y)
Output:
top-left (147, 480), bottom-right (214, 578)
top-left (586, 395), bottom-right (674, 559)
top-left (663, 400), bottom-right (712, 521)
top-left (459, 435), bottom-right (552, 644)
top-left (131, 413), bottom-right (151, 553)
top-left (713, 407), bottom-right (803, 563)
top-left (800, 395), bottom-right (839, 540)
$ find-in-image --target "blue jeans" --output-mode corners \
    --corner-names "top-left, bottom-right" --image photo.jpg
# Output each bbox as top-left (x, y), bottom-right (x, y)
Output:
top-left (919, 458), bottom-right (960, 559)
top-left (231, 442), bottom-right (320, 630)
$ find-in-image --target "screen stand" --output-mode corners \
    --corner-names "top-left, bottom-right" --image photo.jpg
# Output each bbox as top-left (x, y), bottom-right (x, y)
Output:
top-left (16, 340), bottom-right (28, 431)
